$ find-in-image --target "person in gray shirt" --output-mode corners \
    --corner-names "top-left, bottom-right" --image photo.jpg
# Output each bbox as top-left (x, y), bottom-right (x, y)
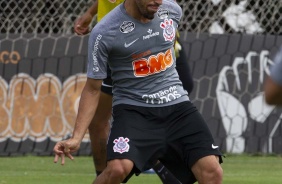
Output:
top-left (73, 1), bottom-right (193, 183)
top-left (53, 0), bottom-right (223, 184)
top-left (264, 46), bottom-right (282, 105)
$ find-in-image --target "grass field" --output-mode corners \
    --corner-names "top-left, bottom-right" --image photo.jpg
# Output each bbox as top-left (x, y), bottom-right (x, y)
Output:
top-left (1, 154), bottom-right (282, 184)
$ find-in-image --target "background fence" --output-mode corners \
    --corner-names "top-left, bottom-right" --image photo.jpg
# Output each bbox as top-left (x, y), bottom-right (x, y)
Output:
top-left (0, 0), bottom-right (282, 156)
top-left (1, 0), bottom-right (281, 34)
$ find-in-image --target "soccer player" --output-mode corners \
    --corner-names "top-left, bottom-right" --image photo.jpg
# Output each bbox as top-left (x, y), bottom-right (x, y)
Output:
top-left (74, 0), bottom-right (193, 183)
top-left (264, 46), bottom-right (282, 105)
top-left (54, 0), bottom-right (223, 184)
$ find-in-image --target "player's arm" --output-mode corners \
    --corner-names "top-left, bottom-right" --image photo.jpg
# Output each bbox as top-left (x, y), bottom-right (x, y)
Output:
top-left (74, 0), bottom-right (98, 35)
top-left (72, 78), bottom-right (102, 141)
top-left (264, 76), bottom-right (282, 105)
top-left (53, 78), bottom-right (102, 164)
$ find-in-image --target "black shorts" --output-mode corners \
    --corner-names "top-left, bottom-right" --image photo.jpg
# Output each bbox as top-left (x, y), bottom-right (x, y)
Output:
top-left (107, 101), bottom-right (223, 184)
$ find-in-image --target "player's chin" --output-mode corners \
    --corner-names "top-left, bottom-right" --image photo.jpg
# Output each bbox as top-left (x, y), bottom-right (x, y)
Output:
top-left (144, 12), bottom-right (156, 20)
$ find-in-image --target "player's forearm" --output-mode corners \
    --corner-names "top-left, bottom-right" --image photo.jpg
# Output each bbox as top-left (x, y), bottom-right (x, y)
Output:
top-left (86, 0), bottom-right (98, 18)
top-left (72, 81), bottom-right (101, 142)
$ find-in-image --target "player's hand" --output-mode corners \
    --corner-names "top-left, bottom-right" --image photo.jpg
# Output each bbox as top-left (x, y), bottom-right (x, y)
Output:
top-left (53, 138), bottom-right (80, 165)
top-left (74, 14), bottom-right (93, 35)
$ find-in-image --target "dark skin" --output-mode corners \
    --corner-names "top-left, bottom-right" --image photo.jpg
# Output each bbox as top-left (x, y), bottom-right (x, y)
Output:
top-left (124, 0), bottom-right (162, 22)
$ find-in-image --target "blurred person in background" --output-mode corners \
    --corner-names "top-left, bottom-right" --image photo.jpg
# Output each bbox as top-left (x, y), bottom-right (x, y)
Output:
top-left (264, 46), bottom-right (282, 105)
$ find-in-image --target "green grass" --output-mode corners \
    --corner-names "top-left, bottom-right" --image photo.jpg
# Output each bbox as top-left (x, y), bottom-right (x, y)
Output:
top-left (222, 154), bottom-right (282, 184)
top-left (0, 155), bottom-right (282, 184)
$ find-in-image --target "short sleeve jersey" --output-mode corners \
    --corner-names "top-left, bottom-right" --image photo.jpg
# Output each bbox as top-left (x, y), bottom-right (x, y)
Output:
top-left (88, 0), bottom-right (189, 107)
top-left (270, 46), bottom-right (282, 86)
top-left (97, 0), bottom-right (123, 22)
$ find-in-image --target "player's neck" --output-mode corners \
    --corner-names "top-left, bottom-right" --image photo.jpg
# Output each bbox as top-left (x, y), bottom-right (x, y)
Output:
top-left (124, 0), bottom-right (151, 23)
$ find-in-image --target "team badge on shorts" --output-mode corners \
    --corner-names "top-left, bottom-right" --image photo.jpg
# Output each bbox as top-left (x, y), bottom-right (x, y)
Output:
top-left (160, 19), bottom-right (175, 42)
top-left (113, 137), bottom-right (130, 154)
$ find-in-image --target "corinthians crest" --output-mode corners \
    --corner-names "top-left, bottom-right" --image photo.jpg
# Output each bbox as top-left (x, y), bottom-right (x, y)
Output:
top-left (113, 137), bottom-right (130, 154)
top-left (160, 19), bottom-right (175, 42)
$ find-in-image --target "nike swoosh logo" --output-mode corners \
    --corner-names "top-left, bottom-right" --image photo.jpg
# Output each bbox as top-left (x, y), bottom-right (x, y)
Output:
top-left (124, 38), bottom-right (139, 48)
top-left (212, 144), bottom-right (219, 149)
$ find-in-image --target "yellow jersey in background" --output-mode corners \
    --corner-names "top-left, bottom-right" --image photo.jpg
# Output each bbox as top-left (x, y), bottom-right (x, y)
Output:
top-left (97, 0), bottom-right (124, 22)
